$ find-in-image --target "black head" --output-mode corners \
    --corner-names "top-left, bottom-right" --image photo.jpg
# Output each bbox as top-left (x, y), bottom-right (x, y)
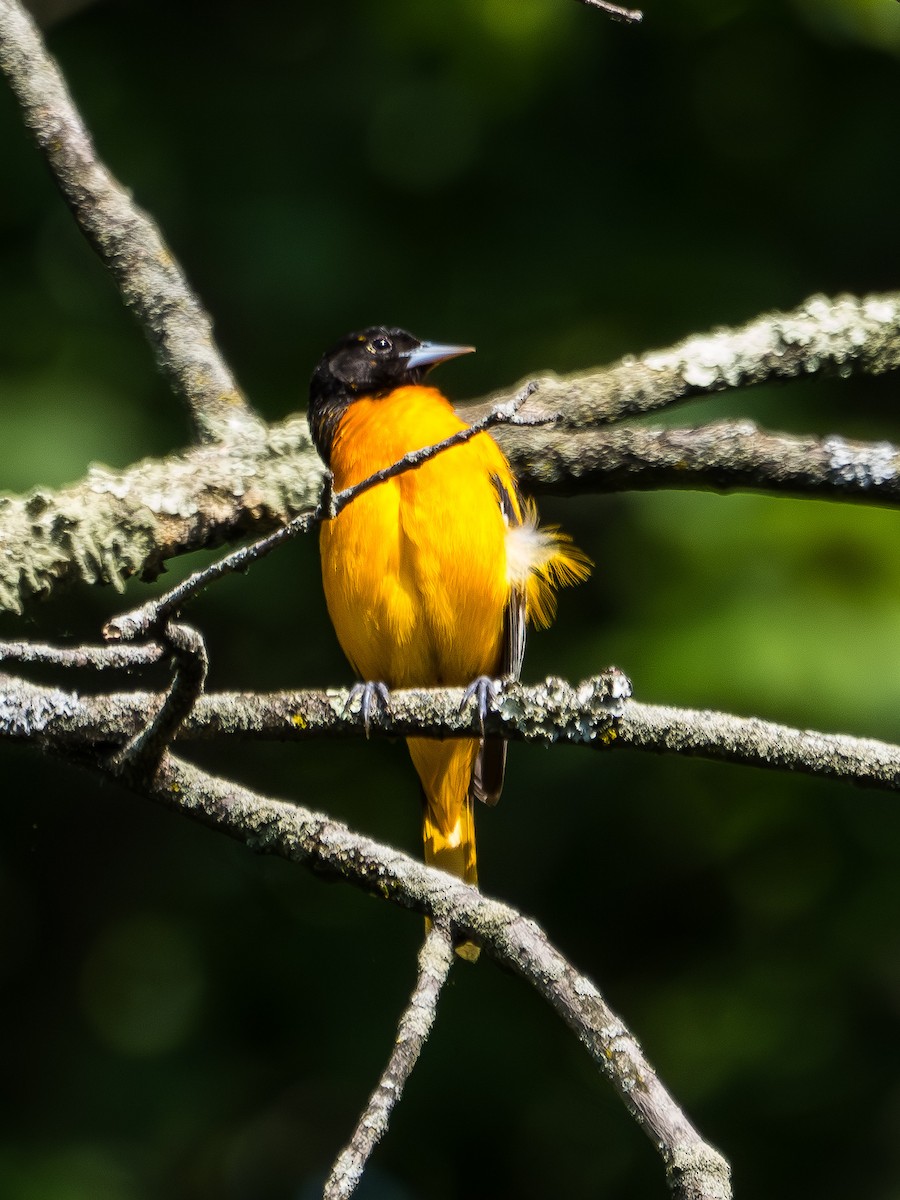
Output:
top-left (307, 326), bottom-right (474, 463)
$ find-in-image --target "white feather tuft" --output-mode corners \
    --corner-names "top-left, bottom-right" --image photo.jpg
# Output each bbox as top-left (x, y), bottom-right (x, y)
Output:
top-left (505, 512), bottom-right (558, 586)
top-left (503, 499), bottom-right (592, 629)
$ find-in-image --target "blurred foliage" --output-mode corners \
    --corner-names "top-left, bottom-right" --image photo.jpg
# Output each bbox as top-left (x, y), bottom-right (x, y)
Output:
top-left (2, 0), bottom-right (900, 1197)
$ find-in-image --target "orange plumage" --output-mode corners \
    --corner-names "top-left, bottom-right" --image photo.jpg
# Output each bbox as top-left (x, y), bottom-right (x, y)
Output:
top-left (308, 329), bottom-right (589, 957)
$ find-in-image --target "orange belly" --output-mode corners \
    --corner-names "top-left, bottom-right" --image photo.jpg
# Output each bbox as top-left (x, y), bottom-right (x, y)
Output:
top-left (320, 385), bottom-right (514, 688)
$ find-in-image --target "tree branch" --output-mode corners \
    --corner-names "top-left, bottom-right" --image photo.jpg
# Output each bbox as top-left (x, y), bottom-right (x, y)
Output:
top-left (0, 0), bottom-right (264, 443)
top-left (2, 293), bottom-right (899, 616)
top-left (0, 638), bottom-right (165, 668)
top-left (323, 926), bottom-right (455, 1200)
top-left (498, 419), bottom-right (900, 501)
top-left (6, 670), bottom-right (900, 794)
top-left (574, 0), bottom-right (643, 24)
top-left (58, 744), bottom-right (728, 1200)
top-left (0, 417), bottom-right (324, 614)
top-left (484, 292), bottom-right (900, 427)
top-left (103, 385), bottom-right (544, 642)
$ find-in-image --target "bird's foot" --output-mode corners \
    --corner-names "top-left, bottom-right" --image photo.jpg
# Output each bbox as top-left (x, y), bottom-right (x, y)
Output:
top-left (460, 675), bottom-right (502, 738)
top-left (344, 680), bottom-right (391, 737)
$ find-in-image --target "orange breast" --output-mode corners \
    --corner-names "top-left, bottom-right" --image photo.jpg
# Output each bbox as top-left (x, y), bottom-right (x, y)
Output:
top-left (320, 385), bottom-right (515, 687)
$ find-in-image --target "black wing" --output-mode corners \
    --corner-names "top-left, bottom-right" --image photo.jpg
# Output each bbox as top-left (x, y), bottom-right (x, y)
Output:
top-left (471, 475), bottom-right (527, 807)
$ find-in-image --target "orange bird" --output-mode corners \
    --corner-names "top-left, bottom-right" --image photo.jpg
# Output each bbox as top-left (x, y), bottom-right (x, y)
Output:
top-left (308, 328), bottom-right (589, 955)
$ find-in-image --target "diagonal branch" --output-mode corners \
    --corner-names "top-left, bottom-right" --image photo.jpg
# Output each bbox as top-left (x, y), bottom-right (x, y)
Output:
top-left (484, 292), bottom-right (900, 427)
top-left (323, 925), bottom-right (455, 1200)
top-left (64, 745), bottom-right (729, 1200)
top-left (574, 0), bottom-right (643, 23)
top-left (0, 0), bottom-right (264, 443)
top-left (103, 385), bottom-right (544, 641)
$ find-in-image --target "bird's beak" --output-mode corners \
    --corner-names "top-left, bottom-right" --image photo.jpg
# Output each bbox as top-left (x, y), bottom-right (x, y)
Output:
top-left (403, 341), bottom-right (476, 370)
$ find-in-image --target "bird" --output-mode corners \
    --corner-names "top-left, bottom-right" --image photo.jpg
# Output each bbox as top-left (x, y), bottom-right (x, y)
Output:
top-left (308, 326), bottom-right (590, 958)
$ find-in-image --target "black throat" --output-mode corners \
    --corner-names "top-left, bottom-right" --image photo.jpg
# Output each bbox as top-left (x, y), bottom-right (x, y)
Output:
top-left (307, 326), bottom-right (473, 465)
top-left (307, 326), bottom-right (424, 465)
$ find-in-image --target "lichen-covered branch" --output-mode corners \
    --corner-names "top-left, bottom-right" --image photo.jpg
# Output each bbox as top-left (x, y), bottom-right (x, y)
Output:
top-left (0, 417), bottom-right (324, 614)
top-left (2, 291), bottom-right (900, 614)
top-left (0, 670), bottom-right (628, 749)
top-left (323, 926), bottom-right (455, 1200)
top-left (7, 407), bottom-right (900, 618)
top-left (6, 670), bottom-right (900, 794)
top-left (499, 419), bottom-right (900, 500)
top-left (0, 639), bottom-right (165, 668)
top-left (0, 0), bottom-right (263, 443)
top-left (70, 746), bottom-right (728, 1200)
top-left (484, 292), bottom-right (900, 427)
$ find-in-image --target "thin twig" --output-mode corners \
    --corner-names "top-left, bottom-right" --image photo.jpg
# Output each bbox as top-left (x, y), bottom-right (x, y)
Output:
top-left (323, 926), bottom-right (455, 1200)
top-left (574, 0), bottom-right (643, 23)
top-left (0, 640), bottom-right (165, 669)
top-left (106, 623), bottom-right (207, 773)
top-left (103, 386), bottom-right (546, 642)
top-left (0, 0), bottom-right (263, 443)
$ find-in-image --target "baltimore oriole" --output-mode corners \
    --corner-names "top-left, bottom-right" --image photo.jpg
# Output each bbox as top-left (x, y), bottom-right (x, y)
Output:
top-left (308, 327), bottom-right (590, 958)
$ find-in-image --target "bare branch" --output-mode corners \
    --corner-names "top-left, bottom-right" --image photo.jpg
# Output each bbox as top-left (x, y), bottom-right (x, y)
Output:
top-left (0, 0), bottom-right (264, 443)
top-left (482, 292), bottom-right (900, 427)
top-left (12, 654), bottom-right (900, 1196)
top-left (324, 926), bottom-right (455, 1200)
top-left (574, 0), bottom-right (643, 24)
top-left (614, 700), bottom-right (900, 789)
top-left (498, 419), bottom-right (900, 502)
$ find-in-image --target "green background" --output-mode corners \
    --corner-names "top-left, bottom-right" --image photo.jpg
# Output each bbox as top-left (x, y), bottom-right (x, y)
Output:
top-left (2, 0), bottom-right (900, 1196)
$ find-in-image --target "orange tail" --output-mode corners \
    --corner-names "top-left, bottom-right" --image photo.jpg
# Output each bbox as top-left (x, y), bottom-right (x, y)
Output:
top-left (407, 736), bottom-right (480, 961)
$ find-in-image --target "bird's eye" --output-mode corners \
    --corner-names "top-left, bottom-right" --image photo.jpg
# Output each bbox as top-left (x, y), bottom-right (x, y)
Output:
top-left (367, 335), bottom-right (392, 355)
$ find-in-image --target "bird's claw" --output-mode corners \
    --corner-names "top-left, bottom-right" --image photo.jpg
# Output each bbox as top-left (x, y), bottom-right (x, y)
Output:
top-left (345, 680), bottom-right (390, 737)
top-left (461, 675), bottom-right (502, 738)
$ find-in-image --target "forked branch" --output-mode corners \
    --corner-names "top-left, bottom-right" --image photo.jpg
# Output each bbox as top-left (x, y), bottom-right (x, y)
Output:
top-left (2, 304), bottom-right (899, 616)
top-left (67, 745), bottom-right (731, 1200)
